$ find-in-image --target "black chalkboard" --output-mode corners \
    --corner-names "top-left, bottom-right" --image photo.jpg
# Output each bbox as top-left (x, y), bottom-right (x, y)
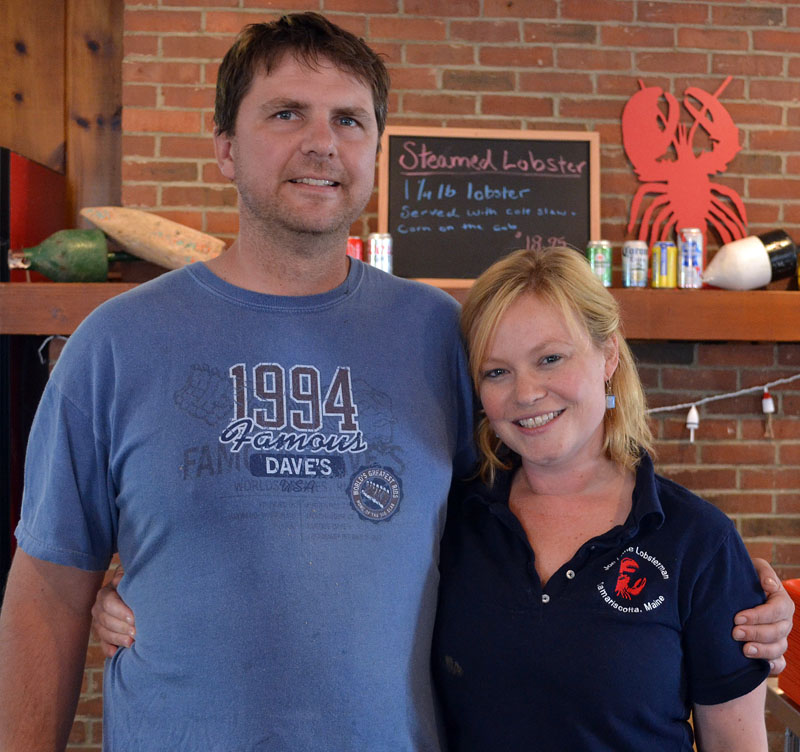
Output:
top-left (378, 126), bottom-right (600, 279)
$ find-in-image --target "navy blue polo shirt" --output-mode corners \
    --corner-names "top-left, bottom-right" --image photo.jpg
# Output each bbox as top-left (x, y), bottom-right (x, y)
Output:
top-left (432, 453), bottom-right (769, 752)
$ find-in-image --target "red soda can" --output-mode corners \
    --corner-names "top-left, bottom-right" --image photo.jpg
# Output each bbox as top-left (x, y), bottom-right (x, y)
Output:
top-left (346, 236), bottom-right (363, 261)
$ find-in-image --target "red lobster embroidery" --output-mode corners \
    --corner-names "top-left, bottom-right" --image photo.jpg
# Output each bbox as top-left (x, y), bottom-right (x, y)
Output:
top-left (622, 76), bottom-right (747, 249)
top-left (615, 557), bottom-right (646, 600)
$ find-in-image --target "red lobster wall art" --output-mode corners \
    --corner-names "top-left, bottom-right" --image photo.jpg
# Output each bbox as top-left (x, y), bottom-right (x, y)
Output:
top-left (622, 76), bottom-right (747, 248)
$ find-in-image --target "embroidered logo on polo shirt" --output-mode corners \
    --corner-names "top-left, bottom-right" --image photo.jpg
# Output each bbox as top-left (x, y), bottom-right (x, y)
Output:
top-left (597, 546), bottom-right (669, 614)
top-left (349, 466), bottom-right (402, 521)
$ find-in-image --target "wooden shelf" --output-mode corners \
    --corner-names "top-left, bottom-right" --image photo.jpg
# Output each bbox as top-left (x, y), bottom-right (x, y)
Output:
top-left (0, 283), bottom-right (136, 335)
top-left (1, 281), bottom-right (798, 341)
top-left (418, 280), bottom-right (800, 342)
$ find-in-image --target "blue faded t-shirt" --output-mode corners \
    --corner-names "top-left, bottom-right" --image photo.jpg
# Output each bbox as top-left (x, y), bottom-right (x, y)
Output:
top-left (17, 260), bottom-right (474, 751)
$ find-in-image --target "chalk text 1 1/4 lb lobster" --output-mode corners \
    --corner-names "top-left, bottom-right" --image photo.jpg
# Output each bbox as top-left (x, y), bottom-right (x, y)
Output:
top-left (622, 76), bottom-right (747, 250)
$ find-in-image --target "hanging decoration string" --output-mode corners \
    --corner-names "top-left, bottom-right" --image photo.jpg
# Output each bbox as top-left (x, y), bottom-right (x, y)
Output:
top-left (646, 372), bottom-right (800, 414)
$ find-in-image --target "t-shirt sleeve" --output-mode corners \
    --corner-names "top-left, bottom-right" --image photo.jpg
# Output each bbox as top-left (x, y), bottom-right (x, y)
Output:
top-left (15, 379), bottom-right (116, 571)
top-left (452, 339), bottom-right (477, 480)
top-left (682, 525), bottom-right (770, 705)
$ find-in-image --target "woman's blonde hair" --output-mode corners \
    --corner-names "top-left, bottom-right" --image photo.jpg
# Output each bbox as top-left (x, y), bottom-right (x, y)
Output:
top-left (461, 246), bottom-right (653, 484)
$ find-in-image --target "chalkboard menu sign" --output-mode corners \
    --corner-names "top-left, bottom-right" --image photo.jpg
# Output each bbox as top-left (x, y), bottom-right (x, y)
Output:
top-left (378, 126), bottom-right (600, 279)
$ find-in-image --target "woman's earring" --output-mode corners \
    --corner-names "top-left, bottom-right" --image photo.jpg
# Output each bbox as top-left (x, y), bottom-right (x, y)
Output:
top-left (605, 380), bottom-right (616, 409)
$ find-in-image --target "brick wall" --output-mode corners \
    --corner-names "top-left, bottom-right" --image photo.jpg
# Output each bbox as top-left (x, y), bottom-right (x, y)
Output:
top-left (67, 1), bottom-right (800, 749)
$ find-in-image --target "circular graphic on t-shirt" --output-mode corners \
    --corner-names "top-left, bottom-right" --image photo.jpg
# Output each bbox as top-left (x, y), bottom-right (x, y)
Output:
top-left (596, 545), bottom-right (669, 614)
top-left (349, 466), bottom-right (402, 521)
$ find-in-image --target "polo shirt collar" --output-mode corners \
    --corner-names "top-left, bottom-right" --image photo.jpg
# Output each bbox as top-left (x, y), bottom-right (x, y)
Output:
top-left (463, 450), bottom-right (666, 534)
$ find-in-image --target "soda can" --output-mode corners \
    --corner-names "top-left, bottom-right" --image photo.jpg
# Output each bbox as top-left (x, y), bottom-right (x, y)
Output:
top-left (622, 240), bottom-right (649, 288)
top-left (650, 241), bottom-right (677, 288)
top-left (367, 233), bottom-right (393, 274)
top-left (586, 240), bottom-right (612, 287)
top-left (346, 236), bottom-right (363, 261)
top-left (678, 227), bottom-right (704, 289)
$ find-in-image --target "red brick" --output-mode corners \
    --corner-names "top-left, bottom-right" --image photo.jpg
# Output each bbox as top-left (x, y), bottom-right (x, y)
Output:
top-left (407, 44), bottom-right (474, 66)
top-left (713, 5), bottom-right (784, 27)
top-left (750, 129), bottom-right (800, 152)
top-left (485, 0), bottom-right (557, 17)
top-left (638, 3), bottom-right (709, 25)
top-left (369, 42), bottom-right (402, 66)
top-left (741, 202), bottom-right (780, 225)
top-left (749, 178), bottom-right (800, 201)
top-left (777, 495), bottom-right (800, 514)
top-left (778, 345), bottom-right (800, 366)
top-left (519, 72), bottom-right (593, 94)
top-left (123, 34), bottom-right (159, 57)
top-left (479, 46), bottom-right (553, 69)
top-left (742, 516), bottom-right (800, 538)
top-left (743, 418), bottom-right (800, 441)
top-left (732, 153), bottom-right (782, 174)
top-left (403, 93), bottom-right (477, 115)
top-left (678, 28), bottom-right (748, 51)
top-left (124, 9), bottom-right (203, 33)
top-left (161, 185), bottom-right (238, 208)
top-left (445, 117), bottom-right (524, 130)
top-left (123, 160), bottom-right (198, 182)
top-left (753, 29), bottom-right (800, 54)
top-left (561, 0), bottom-right (632, 22)
top-left (559, 48), bottom-right (631, 72)
top-left (161, 35), bottom-right (234, 60)
top-left (776, 543), bottom-right (800, 565)
top-left (601, 25), bottom-right (673, 48)
top-left (121, 185), bottom-right (158, 206)
top-left (752, 79), bottom-right (800, 103)
top-left (388, 67), bottom-right (438, 91)
top-left (124, 109), bottom-right (203, 134)
top-left (204, 11), bottom-right (271, 35)
top-left (481, 94), bottom-right (553, 118)
top-left (701, 443), bottom-right (776, 466)
top-left (404, 0), bottom-right (478, 15)
top-left (370, 17), bottom-right (447, 42)
top-left (697, 344), bottom-right (774, 367)
top-left (161, 136), bottom-right (215, 159)
top-left (162, 85), bottom-right (215, 109)
top-left (559, 98), bottom-right (625, 121)
top-left (705, 492), bottom-right (773, 515)
top-left (713, 54), bottom-right (784, 79)
top-left (657, 467), bottom-right (737, 491)
top-left (658, 367), bottom-right (738, 392)
top-left (450, 20), bottom-right (521, 44)
top-left (635, 51), bottom-right (709, 75)
top-left (442, 70), bottom-right (513, 92)
top-left (124, 61), bottom-right (203, 85)
top-left (524, 22), bottom-right (595, 45)
top-left (123, 84), bottom-right (157, 108)
top-left (241, 0), bottom-right (316, 9)
top-left (326, 0), bottom-right (397, 13)
top-left (743, 468), bottom-right (800, 491)
top-left (743, 541), bottom-right (774, 561)
top-left (649, 441), bottom-right (698, 465)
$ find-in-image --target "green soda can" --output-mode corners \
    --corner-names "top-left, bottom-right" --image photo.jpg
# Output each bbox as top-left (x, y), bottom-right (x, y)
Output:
top-left (587, 240), bottom-right (612, 287)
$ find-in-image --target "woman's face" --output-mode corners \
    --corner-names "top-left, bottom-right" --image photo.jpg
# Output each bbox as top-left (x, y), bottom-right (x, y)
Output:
top-left (478, 292), bottom-right (618, 474)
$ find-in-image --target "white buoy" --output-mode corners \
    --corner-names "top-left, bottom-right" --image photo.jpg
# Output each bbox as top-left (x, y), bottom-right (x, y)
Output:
top-left (702, 229), bottom-right (796, 290)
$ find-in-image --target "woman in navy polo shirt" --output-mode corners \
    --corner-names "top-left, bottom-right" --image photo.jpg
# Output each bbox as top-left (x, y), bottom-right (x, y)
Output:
top-left (432, 246), bottom-right (769, 751)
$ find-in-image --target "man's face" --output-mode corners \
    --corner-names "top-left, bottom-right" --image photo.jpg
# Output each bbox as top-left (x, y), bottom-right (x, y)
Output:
top-left (214, 55), bottom-right (380, 240)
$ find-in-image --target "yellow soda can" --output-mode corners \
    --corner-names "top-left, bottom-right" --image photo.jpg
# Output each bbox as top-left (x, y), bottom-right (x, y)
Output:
top-left (651, 241), bottom-right (677, 288)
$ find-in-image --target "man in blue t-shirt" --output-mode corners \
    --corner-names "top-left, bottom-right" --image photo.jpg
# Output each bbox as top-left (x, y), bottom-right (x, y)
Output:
top-left (0, 12), bottom-right (792, 752)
